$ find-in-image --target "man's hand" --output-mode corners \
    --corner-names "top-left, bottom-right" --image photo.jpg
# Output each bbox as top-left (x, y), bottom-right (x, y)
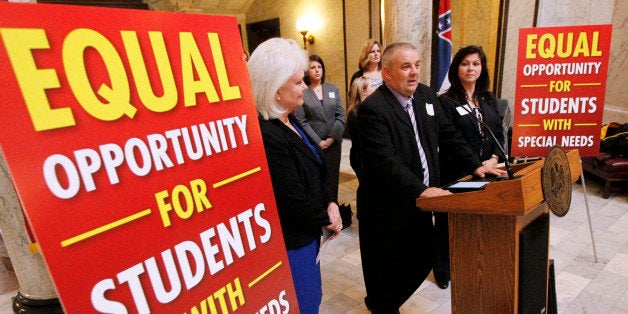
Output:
top-left (481, 157), bottom-right (498, 168)
top-left (473, 165), bottom-right (507, 178)
top-left (419, 187), bottom-right (452, 198)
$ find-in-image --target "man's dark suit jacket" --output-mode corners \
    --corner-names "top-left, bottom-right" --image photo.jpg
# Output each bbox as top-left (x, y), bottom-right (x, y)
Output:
top-left (259, 116), bottom-right (332, 249)
top-left (355, 83), bottom-right (481, 310)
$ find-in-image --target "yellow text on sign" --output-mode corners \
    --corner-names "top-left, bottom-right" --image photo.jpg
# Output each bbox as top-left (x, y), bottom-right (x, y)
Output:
top-left (0, 28), bottom-right (241, 131)
top-left (525, 31), bottom-right (602, 59)
top-left (155, 178), bottom-right (212, 227)
top-left (543, 119), bottom-right (572, 131)
top-left (549, 80), bottom-right (571, 92)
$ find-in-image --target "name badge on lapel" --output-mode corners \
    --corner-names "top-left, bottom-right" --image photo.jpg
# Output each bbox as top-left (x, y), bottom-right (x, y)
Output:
top-left (329, 92), bottom-right (336, 98)
top-left (425, 103), bottom-right (435, 116)
top-left (456, 104), bottom-right (472, 116)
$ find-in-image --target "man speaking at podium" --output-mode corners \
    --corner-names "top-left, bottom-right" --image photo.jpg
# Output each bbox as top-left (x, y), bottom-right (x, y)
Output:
top-left (355, 42), bottom-right (504, 313)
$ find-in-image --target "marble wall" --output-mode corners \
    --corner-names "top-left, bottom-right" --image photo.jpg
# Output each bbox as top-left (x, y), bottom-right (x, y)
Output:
top-left (605, 0), bottom-right (626, 123)
top-left (0, 154), bottom-right (57, 300)
top-left (246, 0), bottom-right (347, 101)
top-left (344, 0), bottom-right (372, 88)
top-left (501, 0), bottom-right (626, 124)
top-left (382, 0), bottom-right (433, 84)
top-left (500, 0), bottom-right (538, 124)
top-left (537, 0), bottom-right (614, 26)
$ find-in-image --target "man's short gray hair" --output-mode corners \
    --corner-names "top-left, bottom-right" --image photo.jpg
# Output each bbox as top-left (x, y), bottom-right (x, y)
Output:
top-left (381, 42), bottom-right (418, 68)
top-left (247, 38), bottom-right (308, 120)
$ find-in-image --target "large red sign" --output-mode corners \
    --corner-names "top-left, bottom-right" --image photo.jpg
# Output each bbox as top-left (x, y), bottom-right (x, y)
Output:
top-left (0, 3), bottom-right (297, 313)
top-left (511, 24), bottom-right (612, 157)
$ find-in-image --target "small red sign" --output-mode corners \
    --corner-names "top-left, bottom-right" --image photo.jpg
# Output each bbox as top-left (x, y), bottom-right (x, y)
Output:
top-left (0, 3), bottom-right (297, 313)
top-left (511, 24), bottom-right (612, 157)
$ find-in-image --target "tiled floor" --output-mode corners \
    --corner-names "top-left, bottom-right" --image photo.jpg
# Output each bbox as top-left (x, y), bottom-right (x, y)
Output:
top-left (1, 140), bottom-right (626, 313)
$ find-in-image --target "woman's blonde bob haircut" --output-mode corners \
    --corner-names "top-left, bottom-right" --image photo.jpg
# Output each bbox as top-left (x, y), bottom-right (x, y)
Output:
top-left (247, 38), bottom-right (308, 120)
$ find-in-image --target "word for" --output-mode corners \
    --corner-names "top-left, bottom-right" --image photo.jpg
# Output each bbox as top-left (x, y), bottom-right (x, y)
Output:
top-left (525, 31), bottom-right (602, 59)
top-left (520, 97), bottom-right (597, 115)
top-left (522, 62), bottom-right (601, 77)
top-left (517, 135), bottom-right (594, 148)
top-left (156, 178), bottom-right (212, 228)
top-left (91, 203), bottom-right (272, 313)
top-left (0, 28), bottom-right (241, 131)
top-left (548, 80), bottom-right (571, 92)
top-left (43, 115), bottom-right (248, 199)
top-left (186, 278), bottom-right (245, 314)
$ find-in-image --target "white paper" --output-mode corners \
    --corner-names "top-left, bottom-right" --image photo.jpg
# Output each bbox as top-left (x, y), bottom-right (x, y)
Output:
top-left (316, 228), bottom-right (334, 263)
top-left (448, 181), bottom-right (489, 189)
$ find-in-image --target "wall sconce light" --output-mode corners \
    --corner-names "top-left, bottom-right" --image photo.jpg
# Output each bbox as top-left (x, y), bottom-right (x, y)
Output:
top-left (296, 15), bottom-right (318, 49)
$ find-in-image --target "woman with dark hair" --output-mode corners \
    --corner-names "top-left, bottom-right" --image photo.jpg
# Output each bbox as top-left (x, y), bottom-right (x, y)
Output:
top-left (295, 54), bottom-right (345, 201)
top-left (434, 45), bottom-right (505, 289)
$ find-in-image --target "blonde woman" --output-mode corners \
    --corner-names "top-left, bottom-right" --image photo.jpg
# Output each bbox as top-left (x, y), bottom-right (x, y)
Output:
top-left (346, 76), bottom-right (370, 179)
top-left (350, 39), bottom-right (383, 94)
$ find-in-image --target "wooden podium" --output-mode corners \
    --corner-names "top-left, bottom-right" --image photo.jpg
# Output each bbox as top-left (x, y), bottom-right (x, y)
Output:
top-left (416, 149), bottom-right (582, 313)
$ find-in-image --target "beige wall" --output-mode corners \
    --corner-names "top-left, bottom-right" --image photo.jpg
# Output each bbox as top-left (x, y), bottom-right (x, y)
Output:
top-left (450, 0), bottom-right (501, 90)
top-left (344, 0), bottom-right (381, 93)
top-left (604, 0), bottom-right (626, 123)
top-left (344, 0), bottom-right (372, 88)
top-left (246, 0), bottom-right (347, 103)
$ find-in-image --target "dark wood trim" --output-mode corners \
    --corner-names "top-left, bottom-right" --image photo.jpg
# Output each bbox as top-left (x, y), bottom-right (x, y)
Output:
top-left (246, 18), bottom-right (280, 54)
top-left (343, 0), bottom-right (348, 95)
top-left (533, 0), bottom-right (540, 27)
top-left (368, 0), bottom-right (373, 39)
top-left (430, 0), bottom-right (440, 90)
top-left (494, 0), bottom-right (510, 98)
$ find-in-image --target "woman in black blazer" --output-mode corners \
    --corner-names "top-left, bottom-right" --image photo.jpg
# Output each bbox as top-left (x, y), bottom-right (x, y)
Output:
top-left (247, 38), bottom-right (342, 314)
top-left (434, 45), bottom-right (506, 289)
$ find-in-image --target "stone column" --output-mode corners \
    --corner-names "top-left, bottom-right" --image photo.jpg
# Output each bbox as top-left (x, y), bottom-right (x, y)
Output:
top-left (0, 151), bottom-right (62, 313)
top-left (2, 2), bottom-right (62, 311)
top-left (382, 0), bottom-right (433, 84)
top-left (499, 0), bottom-right (536, 123)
